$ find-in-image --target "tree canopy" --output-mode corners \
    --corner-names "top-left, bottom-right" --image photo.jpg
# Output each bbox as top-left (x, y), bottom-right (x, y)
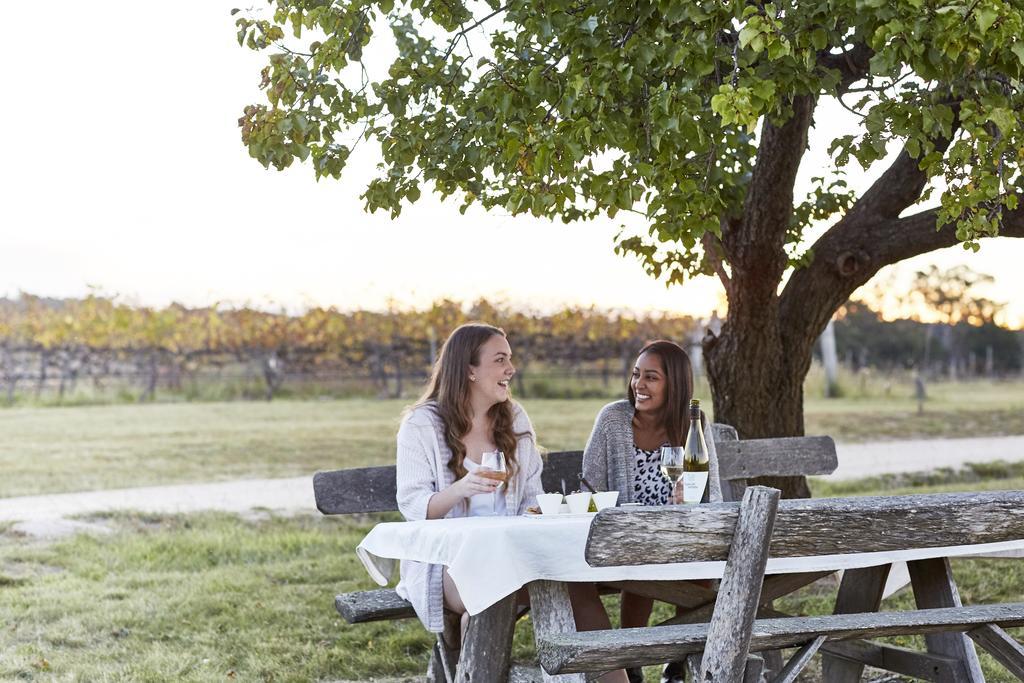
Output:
top-left (235, 0), bottom-right (1024, 475)
top-left (236, 0), bottom-right (1024, 286)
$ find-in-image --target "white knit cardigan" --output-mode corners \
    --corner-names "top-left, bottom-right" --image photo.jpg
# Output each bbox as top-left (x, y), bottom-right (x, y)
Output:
top-left (394, 401), bottom-right (544, 632)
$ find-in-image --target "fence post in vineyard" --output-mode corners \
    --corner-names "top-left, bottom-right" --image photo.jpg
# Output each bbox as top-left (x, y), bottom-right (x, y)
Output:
top-left (262, 351), bottom-right (284, 401)
top-left (58, 349), bottom-right (71, 400)
top-left (392, 348), bottom-right (403, 399)
top-left (35, 348), bottom-right (48, 398)
top-left (2, 345), bottom-right (19, 405)
top-left (138, 349), bottom-right (159, 402)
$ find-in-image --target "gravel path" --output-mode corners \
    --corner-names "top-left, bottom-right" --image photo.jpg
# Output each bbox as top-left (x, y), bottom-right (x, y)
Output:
top-left (833, 434), bottom-right (1024, 480)
top-left (3, 435), bottom-right (1023, 527)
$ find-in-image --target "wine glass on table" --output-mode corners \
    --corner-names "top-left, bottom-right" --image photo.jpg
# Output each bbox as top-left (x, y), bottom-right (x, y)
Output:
top-left (480, 450), bottom-right (507, 515)
top-left (660, 446), bottom-right (685, 504)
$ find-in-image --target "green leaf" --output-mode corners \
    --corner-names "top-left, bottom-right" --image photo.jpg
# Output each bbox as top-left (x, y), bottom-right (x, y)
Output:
top-left (1012, 42), bottom-right (1024, 67)
top-left (738, 24), bottom-right (761, 50)
top-left (811, 28), bottom-right (827, 51)
top-left (975, 7), bottom-right (999, 33)
top-left (987, 108), bottom-right (1017, 134)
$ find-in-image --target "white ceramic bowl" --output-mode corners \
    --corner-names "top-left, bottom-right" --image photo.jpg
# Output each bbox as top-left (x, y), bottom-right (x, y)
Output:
top-left (536, 493), bottom-right (564, 515)
top-left (592, 491), bottom-right (620, 510)
top-left (565, 491), bottom-right (593, 514)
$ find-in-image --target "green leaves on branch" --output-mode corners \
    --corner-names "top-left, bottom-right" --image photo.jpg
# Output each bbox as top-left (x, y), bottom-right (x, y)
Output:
top-left (235, 0), bottom-right (1024, 277)
top-left (711, 81), bottom-right (776, 131)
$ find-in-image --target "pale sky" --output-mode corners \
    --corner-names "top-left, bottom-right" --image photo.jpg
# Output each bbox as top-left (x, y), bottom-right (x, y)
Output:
top-left (2, 1), bottom-right (1022, 327)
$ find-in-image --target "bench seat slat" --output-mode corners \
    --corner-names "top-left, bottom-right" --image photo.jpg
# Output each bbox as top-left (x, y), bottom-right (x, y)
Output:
top-left (335, 589), bottom-right (416, 623)
top-left (537, 603), bottom-right (1024, 675)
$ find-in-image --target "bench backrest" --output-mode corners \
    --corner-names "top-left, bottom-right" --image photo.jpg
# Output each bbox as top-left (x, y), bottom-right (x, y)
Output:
top-left (585, 489), bottom-right (1024, 566)
top-left (313, 450), bottom-right (584, 515)
top-left (312, 424), bottom-right (837, 515)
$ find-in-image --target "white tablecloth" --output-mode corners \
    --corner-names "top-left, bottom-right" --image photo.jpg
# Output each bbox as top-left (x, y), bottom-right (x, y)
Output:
top-left (356, 513), bottom-right (1024, 616)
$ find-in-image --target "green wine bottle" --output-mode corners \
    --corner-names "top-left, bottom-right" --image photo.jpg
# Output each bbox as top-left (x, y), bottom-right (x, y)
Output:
top-left (682, 399), bottom-right (710, 504)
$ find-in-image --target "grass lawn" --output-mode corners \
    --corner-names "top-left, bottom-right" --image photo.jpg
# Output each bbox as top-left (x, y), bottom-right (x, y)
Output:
top-left (1, 384), bottom-right (1023, 680)
top-left (2, 377), bottom-right (1024, 498)
top-left (2, 502), bottom-right (1023, 682)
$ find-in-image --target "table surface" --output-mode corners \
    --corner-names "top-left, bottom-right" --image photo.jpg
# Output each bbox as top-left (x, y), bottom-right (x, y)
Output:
top-left (356, 513), bottom-right (1024, 616)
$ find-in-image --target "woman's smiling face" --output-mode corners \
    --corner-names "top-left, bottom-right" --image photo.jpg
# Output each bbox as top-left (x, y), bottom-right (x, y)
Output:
top-left (468, 333), bottom-right (515, 407)
top-left (631, 351), bottom-right (666, 414)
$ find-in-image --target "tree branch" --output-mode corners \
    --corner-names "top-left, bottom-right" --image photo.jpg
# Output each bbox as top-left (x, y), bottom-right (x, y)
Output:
top-left (817, 43), bottom-right (874, 93)
top-left (702, 229), bottom-right (733, 299)
top-left (726, 95), bottom-right (815, 292)
top-left (843, 106), bottom-right (959, 224)
top-left (440, 3), bottom-right (511, 62)
top-left (778, 200), bottom-right (1024, 372)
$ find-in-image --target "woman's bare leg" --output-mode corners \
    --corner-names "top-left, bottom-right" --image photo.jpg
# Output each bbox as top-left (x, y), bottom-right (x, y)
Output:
top-left (442, 568), bottom-right (470, 646)
top-left (567, 584), bottom-right (629, 683)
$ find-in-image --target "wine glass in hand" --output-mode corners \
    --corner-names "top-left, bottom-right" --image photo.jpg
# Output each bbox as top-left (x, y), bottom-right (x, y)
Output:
top-left (480, 450), bottom-right (507, 515)
top-left (660, 447), bottom-right (685, 504)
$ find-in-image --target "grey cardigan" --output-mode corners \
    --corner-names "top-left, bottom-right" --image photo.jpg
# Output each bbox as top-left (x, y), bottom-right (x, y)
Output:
top-left (581, 399), bottom-right (723, 504)
top-left (394, 401), bottom-right (544, 632)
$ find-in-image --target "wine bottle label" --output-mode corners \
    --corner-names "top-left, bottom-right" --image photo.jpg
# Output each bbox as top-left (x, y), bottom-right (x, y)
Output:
top-left (682, 472), bottom-right (709, 504)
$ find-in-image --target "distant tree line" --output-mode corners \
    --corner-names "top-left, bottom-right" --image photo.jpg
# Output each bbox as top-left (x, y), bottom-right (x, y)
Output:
top-left (828, 265), bottom-right (1022, 379)
top-left (0, 294), bottom-right (701, 404)
top-left (2, 279), bottom-right (1018, 405)
top-left (831, 300), bottom-right (1021, 377)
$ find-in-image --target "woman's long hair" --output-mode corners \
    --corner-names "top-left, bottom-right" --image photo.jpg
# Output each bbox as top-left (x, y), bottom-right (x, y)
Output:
top-left (627, 339), bottom-right (696, 447)
top-left (416, 323), bottom-right (520, 480)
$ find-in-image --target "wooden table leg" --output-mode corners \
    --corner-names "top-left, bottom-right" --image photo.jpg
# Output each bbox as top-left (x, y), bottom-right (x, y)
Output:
top-left (527, 580), bottom-right (586, 683)
top-left (455, 592), bottom-right (518, 682)
top-left (820, 563), bottom-right (891, 683)
top-left (908, 557), bottom-right (985, 683)
top-left (428, 610), bottom-right (461, 683)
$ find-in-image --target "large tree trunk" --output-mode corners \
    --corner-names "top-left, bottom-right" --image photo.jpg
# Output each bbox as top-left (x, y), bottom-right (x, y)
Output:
top-left (703, 94), bottom-right (817, 499)
top-left (704, 299), bottom-right (813, 500)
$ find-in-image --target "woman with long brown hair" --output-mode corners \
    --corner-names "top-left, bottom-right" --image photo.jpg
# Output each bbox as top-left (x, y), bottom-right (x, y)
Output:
top-left (578, 339), bottom-right (722, 683)
top-left (395, 323), bottom-right (544, 637)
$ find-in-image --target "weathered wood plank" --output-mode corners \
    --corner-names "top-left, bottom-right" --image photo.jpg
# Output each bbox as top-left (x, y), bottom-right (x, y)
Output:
top-left (968, 623), bottom-right (1024, 679)
top-left (773, 635), bottom-right (825, 683)
top-left (701, 486), bottom-right (780, 683)
top-left (712, 424), bottom-right (741, 502)
top-left (312, 452), bottom-right (587, 514)
top-left (743, 654), bottom-right (765, 683)
top-left (716, 436), bottom-right (837, 480)
top-left (315, 466), bottom-right (399, 514)
top-left (819, 640), bottom-right (965, 681)
top-left (757, 572), bottom-right (834, 681)
top-left (685, 654), bottom-right (701, 682)
top-left (536, 603), bottom-right (1024, 674)
top-left (657, 572), bottom-right (832, 628)
top-left (909, 557), bottom-right (985, 683)
top-left (456, 593), bottom-right (517, 683)
top-left (601, 579), bottom-right (717, 610)
top-left (586, 491), bottom-right (1024, 567)
top-left (335, 589), bottom-right (415, 623)
top-left (528, 581), bottom-right (586, 683)
top-left (821, 564), bottom-right (891, 683)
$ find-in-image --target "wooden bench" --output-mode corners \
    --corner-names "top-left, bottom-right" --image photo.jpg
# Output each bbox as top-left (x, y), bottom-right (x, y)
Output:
top-left (313, 426), bottom-right (837, 681)
top-left (534, 488), bottom-right (1024, 683)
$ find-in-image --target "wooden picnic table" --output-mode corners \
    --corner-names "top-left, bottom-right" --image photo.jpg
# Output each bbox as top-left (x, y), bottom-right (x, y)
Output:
top-left (356, 494), bottom-right (1024, 682)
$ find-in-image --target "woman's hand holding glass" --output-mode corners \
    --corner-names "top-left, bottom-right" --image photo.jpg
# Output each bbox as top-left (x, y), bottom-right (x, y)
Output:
top-left (480, 450), bottom-right (507, 514)
top-left (454, 469), bottom-right (503, 498)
